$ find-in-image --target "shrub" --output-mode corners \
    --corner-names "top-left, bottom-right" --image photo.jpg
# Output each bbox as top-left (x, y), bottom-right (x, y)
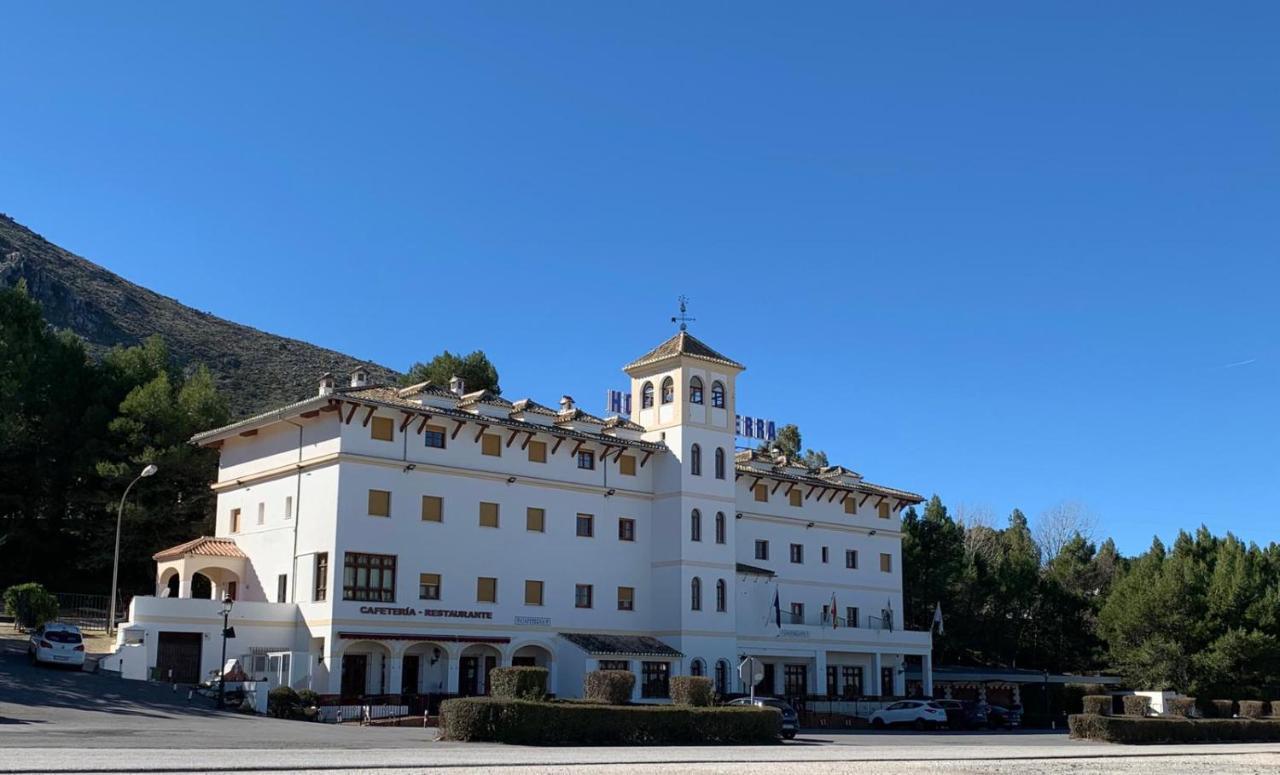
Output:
top-left (3, 583), bottom-right (59, 630)
top-left (1211, 699), bottom-right (1235, 718)
top-left (440, 697), bottom-right (779, 745)
top-left (1082, 695), bottom-right (1111, 715)
top-left (670, 676), bottom-right (714, 707)
top-left (1239, 700), bottom-right (1266, 719)
top-left (268, 686), bottom-right (301, 719)
top-left (296, 689), bottom-right (320, 709)
top-left (489, 666), bottom-right (548, 700)
top-left (1270, 701), bottom-right (1280, 719)
top-left (1122, 695), bottom-right (1151, 717)
top-left (1165, 697), bottom-right (1194, 718)
top-left (1069, 714), bottom-right (1280, 744)
top-left (584, 670), bottom-right (635, 705)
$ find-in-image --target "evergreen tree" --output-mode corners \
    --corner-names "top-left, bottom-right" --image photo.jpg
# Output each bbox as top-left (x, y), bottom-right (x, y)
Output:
top-left (402, 350), bottom-right (501, 394)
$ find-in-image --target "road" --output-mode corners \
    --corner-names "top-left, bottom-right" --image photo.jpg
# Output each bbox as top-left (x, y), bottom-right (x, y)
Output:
top-left (2, 638), bottom-right (1278, 773)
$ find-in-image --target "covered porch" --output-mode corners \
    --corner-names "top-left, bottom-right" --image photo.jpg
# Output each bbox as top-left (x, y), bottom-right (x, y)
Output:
top-left (152, 536), bottom-right (247, 601)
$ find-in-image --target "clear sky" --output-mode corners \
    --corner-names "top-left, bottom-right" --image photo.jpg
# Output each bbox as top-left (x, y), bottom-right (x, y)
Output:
top-left (2, 3), bottom-right (1276, 556)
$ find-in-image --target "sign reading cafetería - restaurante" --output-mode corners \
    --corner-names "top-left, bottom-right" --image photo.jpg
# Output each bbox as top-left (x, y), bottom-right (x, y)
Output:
top-left (359, 606), bottom-right (493, 620)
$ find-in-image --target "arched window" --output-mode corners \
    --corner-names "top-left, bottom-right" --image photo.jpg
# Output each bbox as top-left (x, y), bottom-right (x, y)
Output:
top-left (691, 577), bottom-right (702, 611)
top-left (689, 376), bottom-right (704, 404)
top-left (660, 376), bottom-right (674, 404)
top-left (641, 381), bottom-right (654, 409)
top-left (691, 509), bottom-right (702, 542)
top-left (715, 579), bottom-right (726, 612)
top-left (690, 658), bottom-right (706, 677)
top-left (711, 381), bottom-right (725, 408)
top-left (714, 447), bottom-right (725, 479)
top-left (715, 659), bottom-right (729, 695)
top-left (690, 443), bottom-right (702, 476)
top-left (714, 512), bottom-right (726, 544)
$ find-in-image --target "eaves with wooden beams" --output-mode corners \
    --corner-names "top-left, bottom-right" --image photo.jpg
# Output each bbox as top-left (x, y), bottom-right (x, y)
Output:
top-left (733, 458), bottom-right (925, 514)
top-left (190, 385), bottom-right (668, 464)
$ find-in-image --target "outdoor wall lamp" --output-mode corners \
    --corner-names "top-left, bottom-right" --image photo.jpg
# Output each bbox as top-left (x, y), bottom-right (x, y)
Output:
top-left (403, 463), bottom-right (416, 472)
top-left (506, 476), bottom-right (517, 484)
top-left (605, 488), bottom-right (616, 496)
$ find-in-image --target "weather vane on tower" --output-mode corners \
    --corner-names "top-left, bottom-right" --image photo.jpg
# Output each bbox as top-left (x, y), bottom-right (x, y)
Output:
top-left (672, 295), bottom-right (695, 332)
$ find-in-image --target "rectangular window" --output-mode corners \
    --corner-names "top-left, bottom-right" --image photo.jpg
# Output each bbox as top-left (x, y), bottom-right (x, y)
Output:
top-left (578, 450), bottom-right (595, 470)
top-left (476, 576), bottom-right (497, 603)
top-left (423, 424), bottom-right (447, 449)
top-left (313, 553), bottom-right (328, 601)
top-left (368, 489), bottom-right (391, 517)
top-left (754, 540), bottom-right (769, 561)
top-left (599, 659), bottom-right (629, 671)
top-left (790, 602), bottom-right (804, 621)
top-left (370, 416), bottom-right (394, 441)
top-left (790, 543), bottom-right (803, 564)
top-left (618, 517), bottom-right (635, 541)
top-left (880, 553), bottom-right (892, 572)
top-left (846, 606), bottom-right (859, 628)
top-left (277, 574), bottom-right (288, 603)
top-left (846, 550), bottom-right (859, 569)
top-left (753, 483), bottom-right (768, 502)
top-left (821, 546), bottom-right (829, 564)
top-left (526, 507), bottom-right (545, 532)
top-left (479, 501), bottom-right (500, 528)
top-left (419, 573), bottom-right (441, 600)
top-left (576, 513), bottom-right (594, 537)
top-left (617, 586), bottom-right (634, 611)
top-left (421, 495), bottom-right (443, 522)
top-left (878, 501), bottom-right (891, 519)
top-left (844, 496), bottom-right (856, 515)
top-left (641, 662), bottom-right (670, 698)
top-left (481, 433), bottom-right (502, 457)
top-left (524, 579), bottom-right (544, 606)
top-left (527, 440), bottom-right (547, 463)
top-left (789, 489), bottom-right (803, 507)
top-left (285, 496), bottom-right (293, 520)
top-left (618, 455), bottom-right (636, 476)
top-left (842, 665), bottom-right (863, 698)
top-left (575, 583), bottom-right (593, 608)
top-left (230, 508), bottom-right (240, 533)
top-left (342, 553), bottom-right (396, 602)
top-left (257, 502), bottom-right (265, 525)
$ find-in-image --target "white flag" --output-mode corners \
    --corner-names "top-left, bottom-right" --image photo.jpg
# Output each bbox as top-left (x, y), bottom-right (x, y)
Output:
top-left (933, 602), bottom-right (944, 635)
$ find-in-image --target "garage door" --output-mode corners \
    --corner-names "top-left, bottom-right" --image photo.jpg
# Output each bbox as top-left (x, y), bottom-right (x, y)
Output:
top-left (155, 632), bottom-right (203, 684)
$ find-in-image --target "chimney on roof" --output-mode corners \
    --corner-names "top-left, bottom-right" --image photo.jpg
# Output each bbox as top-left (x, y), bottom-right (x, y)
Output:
top-left (449, 375), bottom-right (465, 395)
top-left (350, 366), bottom-right (369, 388)
top-left (560, 395), bottom-right (575, 412)
top-left (318, 373), bottom-right (335, 397)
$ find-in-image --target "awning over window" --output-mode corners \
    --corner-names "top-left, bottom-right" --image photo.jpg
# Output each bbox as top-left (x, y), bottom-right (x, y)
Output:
top-left (558, 632), bottom-right (683, 658)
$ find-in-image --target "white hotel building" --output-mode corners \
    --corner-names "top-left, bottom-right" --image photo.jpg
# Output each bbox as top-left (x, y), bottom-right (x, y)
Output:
top-left (110, 332), bottom-right (934, 705)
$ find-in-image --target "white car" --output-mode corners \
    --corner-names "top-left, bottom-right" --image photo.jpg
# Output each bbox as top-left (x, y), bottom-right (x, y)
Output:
top-left (869, 700), bottom-right (949, 730)
top-left (28, 622), bottom-right (86, 668)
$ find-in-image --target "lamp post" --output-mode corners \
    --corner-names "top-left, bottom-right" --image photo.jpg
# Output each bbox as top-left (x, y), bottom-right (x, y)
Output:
top-left (108, 463), bottom-right (158, 635)
top-left (217, 594), bottom-right (235, 709)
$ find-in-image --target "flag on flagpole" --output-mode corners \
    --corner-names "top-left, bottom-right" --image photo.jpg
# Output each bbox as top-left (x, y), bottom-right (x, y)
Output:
top-left (831, 592), bottom-right (838, 629)
top-left (772, 588), bottom-right (781, 628)
top-left (933, 602), bottom-right (944, 635)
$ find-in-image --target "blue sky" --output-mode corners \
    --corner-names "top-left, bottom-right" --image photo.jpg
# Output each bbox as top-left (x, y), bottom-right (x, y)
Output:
top-left (2, 3), bottom-right (1276, 555)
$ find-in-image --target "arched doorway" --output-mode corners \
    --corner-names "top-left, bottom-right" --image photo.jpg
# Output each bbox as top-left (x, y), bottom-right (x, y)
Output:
top-left (159, 569), bottom-right (179, 598)
top-left (400, 642), bottom-right (450, 695)
top-left (339, 640), bottom-right (392, 699)
top-left (190, 572), bottom-right (212, 600)
top-left (511, 644), bottom-right (552, 669)
top-left (459, 644), bottom-right (502, 696)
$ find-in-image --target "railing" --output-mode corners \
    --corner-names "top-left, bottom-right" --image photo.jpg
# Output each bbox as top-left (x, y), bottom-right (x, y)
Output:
top-left (55, 592), bottom-right (131, 632)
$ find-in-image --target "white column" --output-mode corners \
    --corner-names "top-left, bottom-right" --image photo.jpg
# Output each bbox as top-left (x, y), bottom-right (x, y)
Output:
top-left (630, 660), bottom-right (642, 702)
top-left (922, 653), bottom-right (934, 698)
top-left (893, 657), bottom-right (905, 696)
top-left (386, 656), bottom-right (402, 696)
top-left (870, 653), bottom-right (882, 696)
top-left (814, 651), bottom-right (828, 696)
top-left (445, 658), bottom-right (460, 695)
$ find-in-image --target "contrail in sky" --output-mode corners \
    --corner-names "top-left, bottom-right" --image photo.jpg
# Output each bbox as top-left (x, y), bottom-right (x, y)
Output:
top-left (1222, 358), bottom-right (1257, 369)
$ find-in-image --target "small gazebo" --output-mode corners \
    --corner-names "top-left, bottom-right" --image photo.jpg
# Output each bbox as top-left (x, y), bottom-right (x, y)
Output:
top-left (152, 536), bottom-right (247, 601)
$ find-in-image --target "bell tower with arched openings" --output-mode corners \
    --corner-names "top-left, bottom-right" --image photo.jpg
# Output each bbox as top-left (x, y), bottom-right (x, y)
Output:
top-left (623, 328), bottom-right (743, 676)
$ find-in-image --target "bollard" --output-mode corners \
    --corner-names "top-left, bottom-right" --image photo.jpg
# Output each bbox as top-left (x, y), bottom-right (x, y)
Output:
top-left (424, 710), bottom-right (429, 729)
top-left (187, 689), bottom-right (193, 703)
top-left (336, 708), bottom-right (343, 725)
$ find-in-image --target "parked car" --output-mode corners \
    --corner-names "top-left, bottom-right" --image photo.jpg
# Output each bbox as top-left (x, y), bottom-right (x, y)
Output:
top-left (725, 696), bottom-right (799, 739)
top-left (27, 622), bottom-right (86, 668)
top-left (869, 700), bottom-right (949, 730)
top-left (986, 703), bottom-right (1023, 729)
top-left (932, 699), bottom-right (989, 730)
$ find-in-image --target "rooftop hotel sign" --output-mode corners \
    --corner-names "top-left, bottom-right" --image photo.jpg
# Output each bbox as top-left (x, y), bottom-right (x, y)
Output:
top-left (606, 389), bottom-right (779, 441)
top-left (359, 606), bottom-right (493, 620)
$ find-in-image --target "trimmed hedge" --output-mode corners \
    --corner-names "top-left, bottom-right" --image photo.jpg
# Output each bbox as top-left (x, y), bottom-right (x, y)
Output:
top-left (268, 687), bottom-right (301, 718)
top-left (584, 670), bottom-right (635, 705)
top-left (1070, 714), bottom-right (1280, 744)
top-left (670, 676), bottom-right (713, 707)
top-left (1210, 699), bottom-right (1235, 718)
top-left (1082, 695), bottom-right (1111, 716)
top-left (490, 666), bottom-right (548, 700)
top-left (1165, 697), bottom-right (1194, 718)
top-left (1122, 695), bottom-right (1151, 717)
top-left (3, 583), bottom-right (59, 629)
top-left (1239, 701), bottom-right (1266, 719)
top-left (440, 697), bottom-right (780, 745)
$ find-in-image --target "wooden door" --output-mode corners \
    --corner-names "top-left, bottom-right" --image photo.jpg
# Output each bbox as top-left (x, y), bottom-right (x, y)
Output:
top-left (155, 632), bottom-right (202, 684)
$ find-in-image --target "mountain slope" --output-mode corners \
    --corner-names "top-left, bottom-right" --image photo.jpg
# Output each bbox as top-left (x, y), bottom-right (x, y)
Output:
top-left (0, 213), bottom-right (398, 417)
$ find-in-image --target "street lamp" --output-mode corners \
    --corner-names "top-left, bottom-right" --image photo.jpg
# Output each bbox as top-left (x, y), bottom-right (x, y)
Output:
top-left (108, 463), bottom-right (158, 635)
top-left (217, 594), bottom-right (235, 709)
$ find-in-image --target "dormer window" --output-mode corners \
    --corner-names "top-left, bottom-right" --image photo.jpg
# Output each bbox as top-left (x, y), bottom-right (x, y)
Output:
top-left (660, 376), bottom-right (674, 404)
top-left (689, 376), bottom-right (704, 404)
top-left (641, 381), bottom-right (654, 409)
top-left (711, 381), bottom-right (725, 408)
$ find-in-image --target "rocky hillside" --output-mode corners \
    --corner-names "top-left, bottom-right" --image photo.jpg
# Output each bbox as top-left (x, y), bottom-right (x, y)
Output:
top-left (0, 213), bottom-right (398, 417)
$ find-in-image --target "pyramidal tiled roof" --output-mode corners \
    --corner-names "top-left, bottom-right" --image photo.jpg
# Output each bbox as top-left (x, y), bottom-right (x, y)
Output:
top-left (153, 536), bottom-right (247, 561)
top-left (623, 331), bottom-right (745, 371)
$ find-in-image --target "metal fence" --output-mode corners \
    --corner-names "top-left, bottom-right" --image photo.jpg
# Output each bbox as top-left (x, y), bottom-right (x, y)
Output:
top-left (55, 592), bottom-right (130, 631)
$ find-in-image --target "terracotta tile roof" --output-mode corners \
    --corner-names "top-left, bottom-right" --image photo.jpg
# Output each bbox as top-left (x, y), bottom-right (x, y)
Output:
top-left (602, 415), bottom-right (645, 432)
top-left (558, 632), bottom-right (683, 658)
top-left (555, 408), bottom-right (607, 426)
top-left (624, 331), bottom-right (745, 371)
top-left (152, 536), bottom-right (247, 561)
top-left (457, 389), bottom-right (513, 409)
top-left (510, 398), bottom-right (559, 417)
top-left (734, 449), bottom-right (923, 504)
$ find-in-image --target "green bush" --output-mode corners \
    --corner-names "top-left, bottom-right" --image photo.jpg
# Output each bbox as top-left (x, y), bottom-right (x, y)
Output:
top-left (584, 670), bottom-right (635, 705)
top-left (1239, 700), bottom-right (1266, 719)
top-left (3, 583), bottom-right (59, 630)
top-left (1069, 714), bottom-right (1280, 744)
top-left (440, 697), bottom-right (779, 745)
top-left (296, 689), bottom-right (320, 711)
top-left (268, 686), bottom-right (301, 719)
top-left (1122, 695), bottom-right (1151, 717)
top-left (489, 666), bottom-right (548, 700)
top-left (670, 676), bottom-right (713, 707)
top-left (1211, 699), bottom-right (1235, 718)
top-left (1082, 695), bottom-right (1111, 715)
top-left (1165, 697), bottom-right (1194, 718)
